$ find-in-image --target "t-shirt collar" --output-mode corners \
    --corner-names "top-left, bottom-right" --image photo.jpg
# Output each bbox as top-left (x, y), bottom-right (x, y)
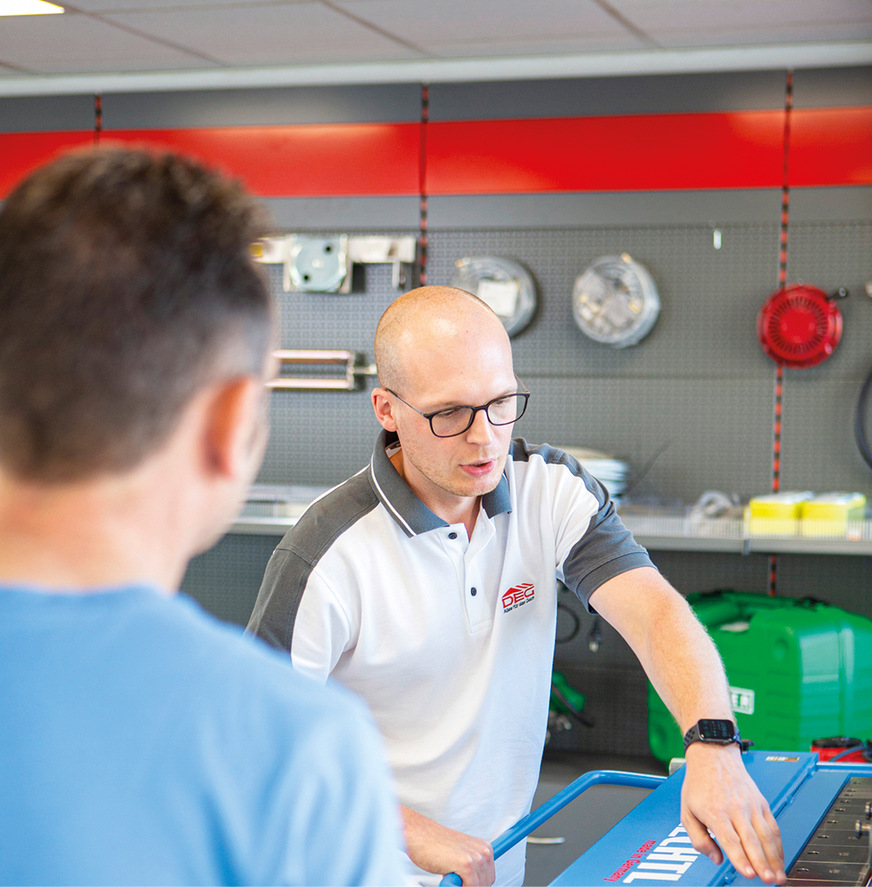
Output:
top-left (369, 430), bottom-right (511, 537)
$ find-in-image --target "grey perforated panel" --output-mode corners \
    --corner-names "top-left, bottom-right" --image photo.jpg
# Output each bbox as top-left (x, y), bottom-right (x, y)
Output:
top-left (0, 94), bottom-right (94, 132)
top-left (428, 70), bottom-right (786, 120)
top-left (102, 83), bottom-right (421, 128)
top-left (257, 235), bottom-right (416, 484)
top-left (181, 534), bottom-right (283, 628)
top-left (792, 65), bottom-right (872, 109)
top-left (777, 220), bottom-right (872, 492)
top-left (428, 223), bottom-right (781, 380)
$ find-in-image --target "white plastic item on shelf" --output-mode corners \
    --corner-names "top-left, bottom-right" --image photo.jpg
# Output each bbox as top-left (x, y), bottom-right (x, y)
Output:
top-left (241, 484), bottom-right (329, 520)
top-left (559, 446), bottom-right (630, 500)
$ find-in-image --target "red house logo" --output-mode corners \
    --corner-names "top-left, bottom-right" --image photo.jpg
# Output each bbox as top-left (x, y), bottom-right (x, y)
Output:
top-left (502, 582), bottom-right (535, 613)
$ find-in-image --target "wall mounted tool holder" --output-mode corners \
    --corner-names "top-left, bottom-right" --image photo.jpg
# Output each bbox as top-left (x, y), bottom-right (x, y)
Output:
top-left (268, 349), bottom-right (377, 391)
top-left (253, 234), bottom-right (417, 293)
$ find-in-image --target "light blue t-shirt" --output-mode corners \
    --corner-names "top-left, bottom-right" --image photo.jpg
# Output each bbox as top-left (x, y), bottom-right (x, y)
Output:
top-left (0, 585), bottom-right (406, 886)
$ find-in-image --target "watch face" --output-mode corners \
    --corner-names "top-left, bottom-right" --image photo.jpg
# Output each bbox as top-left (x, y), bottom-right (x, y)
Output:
top-left (699, 719), bottom-right (736, 741)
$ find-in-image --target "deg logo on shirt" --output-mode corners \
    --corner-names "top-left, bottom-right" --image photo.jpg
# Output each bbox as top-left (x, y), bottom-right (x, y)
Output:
top-left (501, 582), bottom-right (535, 614)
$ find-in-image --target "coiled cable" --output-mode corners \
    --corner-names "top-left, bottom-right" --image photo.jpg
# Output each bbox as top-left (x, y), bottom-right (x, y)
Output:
top-left (854, 363), bottom-right (872, 470)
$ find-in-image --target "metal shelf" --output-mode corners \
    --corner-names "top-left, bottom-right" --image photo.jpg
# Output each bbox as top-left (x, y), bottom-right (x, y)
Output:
top-left (620, 510), bottom-right (872, 557)
top-left (229, 484), bottom-right (327, 536)
top-left (229, 516), bottom-right (296, 536)
top-left (226, 503), bottom-right (872, 555)
top-left (745, 536), bottom-right (872, 556)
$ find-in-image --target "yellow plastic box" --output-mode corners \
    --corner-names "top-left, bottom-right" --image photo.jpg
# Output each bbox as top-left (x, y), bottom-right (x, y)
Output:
top-left (745, 491), bottom-right (813, 536)
top-left (799, 492), bottom-right (866, 538)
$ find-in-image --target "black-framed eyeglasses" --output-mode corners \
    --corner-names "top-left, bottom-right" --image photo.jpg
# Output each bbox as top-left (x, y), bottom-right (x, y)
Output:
top-left (386, 381), bottom-right (530, 438)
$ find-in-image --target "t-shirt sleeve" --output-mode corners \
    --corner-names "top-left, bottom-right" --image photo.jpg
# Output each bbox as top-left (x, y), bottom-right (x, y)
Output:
top-left (546, 450), bottom-right (655, 611)
top-left (246, 545), bottom-right (353, 684)
top-left (246, 545), bottom-right (302, 653)
top-left (254, 678), bottom-right (407, 886)
top-left (296, 700), bottom-right (407, 887)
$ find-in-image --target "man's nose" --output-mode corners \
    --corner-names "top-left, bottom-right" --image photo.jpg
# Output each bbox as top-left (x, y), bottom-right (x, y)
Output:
top-left (465, 407), bottom-right (495, 442)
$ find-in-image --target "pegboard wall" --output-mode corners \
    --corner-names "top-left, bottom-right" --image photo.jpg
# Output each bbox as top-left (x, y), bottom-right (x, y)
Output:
top-left (3, 67), bottom-right (870, 757)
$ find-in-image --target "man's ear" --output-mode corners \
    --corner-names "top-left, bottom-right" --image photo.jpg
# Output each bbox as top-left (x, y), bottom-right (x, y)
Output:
top-left (201, 376), bottom-right (266, 479)
top-left (371, 387), bottom-right (398, 432)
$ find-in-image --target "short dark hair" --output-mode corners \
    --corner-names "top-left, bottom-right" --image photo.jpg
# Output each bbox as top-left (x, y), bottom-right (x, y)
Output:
top-left (0, 147), bottom-right (274, 482)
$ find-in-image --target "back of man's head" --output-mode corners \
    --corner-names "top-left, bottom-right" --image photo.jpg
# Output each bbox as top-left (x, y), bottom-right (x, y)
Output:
top-left (0, 147), bottom-right (273, 483)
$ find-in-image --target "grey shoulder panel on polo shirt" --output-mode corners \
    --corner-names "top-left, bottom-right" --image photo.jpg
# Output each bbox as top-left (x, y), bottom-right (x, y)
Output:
top-left (245, 469), bottom-right (379, 654)
top-left (509, 438), bottom-right (601, 491)
top-left (510, 438), bottom-right (655, 608)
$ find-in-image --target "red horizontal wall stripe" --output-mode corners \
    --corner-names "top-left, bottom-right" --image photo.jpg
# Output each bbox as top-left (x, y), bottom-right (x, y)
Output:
top-left (790, 106), bottom-right (872, 187)
top-left (0, 131), bottom-right (94, 199)
top-left (2, 106), bottom-right (868, 200)
top-left (99, 122), bottom-right (423, 197)
top-left (424, 110), bottom-right (787, 194)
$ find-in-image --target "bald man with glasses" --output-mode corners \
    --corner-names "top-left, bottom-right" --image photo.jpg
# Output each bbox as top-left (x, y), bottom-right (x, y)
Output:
top-left (247, 286), bottom-right (784, 887)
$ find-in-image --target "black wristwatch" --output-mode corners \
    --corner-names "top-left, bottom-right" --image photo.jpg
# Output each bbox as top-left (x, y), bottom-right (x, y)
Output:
top-left (683, 719), bottom-right (744, 751)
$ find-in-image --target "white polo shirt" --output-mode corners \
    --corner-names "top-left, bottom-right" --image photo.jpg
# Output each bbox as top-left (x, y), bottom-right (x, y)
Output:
top-left (248, 432), bottom-right (653, 886)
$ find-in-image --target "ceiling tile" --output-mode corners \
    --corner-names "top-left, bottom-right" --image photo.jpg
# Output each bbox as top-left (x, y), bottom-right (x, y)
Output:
top-left (422, 33), bottom-right (647, 59)
top-left (101, 2), bottom-right (425, 66)
top-left (66, 0), bottom-right (256, 8)
top-left (0, 0), bottom-right (867, 82)
top-left (333, 0), bottom-right (633, 48)
top-left (0, 12), bottom-right (215, 74)
top-left (612, 0), bottom-right (872, 47)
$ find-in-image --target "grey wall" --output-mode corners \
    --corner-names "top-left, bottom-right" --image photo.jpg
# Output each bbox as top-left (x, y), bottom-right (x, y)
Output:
top-left (201, 68), bottom-right (870, 754)
top-left (4, 67), bottom-right (868, 756)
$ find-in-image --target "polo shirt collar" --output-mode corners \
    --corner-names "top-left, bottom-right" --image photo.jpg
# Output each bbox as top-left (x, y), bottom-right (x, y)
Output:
top-left (369, 430), bottom-right (511, 537)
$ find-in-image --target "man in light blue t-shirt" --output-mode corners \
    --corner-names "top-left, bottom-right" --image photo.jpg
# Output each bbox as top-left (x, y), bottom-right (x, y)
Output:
top-left (0, 147), bottom-right (405, 887)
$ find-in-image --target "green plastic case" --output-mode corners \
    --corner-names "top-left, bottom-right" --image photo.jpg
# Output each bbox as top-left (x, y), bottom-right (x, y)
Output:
top-left (647, 590), bottom-right (872, 764)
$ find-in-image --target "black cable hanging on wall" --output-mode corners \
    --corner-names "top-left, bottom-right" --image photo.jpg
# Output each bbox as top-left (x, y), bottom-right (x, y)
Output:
top-left (854, 364), bottom-right (872, 470)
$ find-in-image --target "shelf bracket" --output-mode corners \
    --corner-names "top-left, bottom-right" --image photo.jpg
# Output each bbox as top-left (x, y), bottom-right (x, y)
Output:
top-left (268, 349), bottom-right (377, 392)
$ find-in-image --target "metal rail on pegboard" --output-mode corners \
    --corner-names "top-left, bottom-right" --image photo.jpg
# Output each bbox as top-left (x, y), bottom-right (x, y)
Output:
top-left (418, 83), bottom-right (429, 287)
top-left (94, 94), bottom-right (102, 144)
top-left (769, 69), bottom-right (794, 597)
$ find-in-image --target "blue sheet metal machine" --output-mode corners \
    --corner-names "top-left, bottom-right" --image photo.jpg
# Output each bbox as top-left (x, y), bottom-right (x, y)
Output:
top-left (440, 751), bottom-right (872, 886)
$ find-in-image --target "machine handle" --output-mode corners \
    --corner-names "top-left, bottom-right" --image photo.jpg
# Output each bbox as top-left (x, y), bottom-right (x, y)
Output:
top-left (439, 769), bottom-right (666, 886)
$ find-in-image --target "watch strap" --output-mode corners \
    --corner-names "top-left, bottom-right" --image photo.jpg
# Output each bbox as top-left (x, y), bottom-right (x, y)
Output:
top-left (683, 719), bottom-right (743, 751)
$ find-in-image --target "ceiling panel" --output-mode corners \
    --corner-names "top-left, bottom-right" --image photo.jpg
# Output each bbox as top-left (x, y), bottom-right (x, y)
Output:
top-left (66, 0), bottom-right (252, 8)
top-left (653, 23), bottom-right (872, 51)
top-left (332, 0), bottom-right (633, 47)
top-left (613, 0), bottom-right (872, 46)
top-left (0, 11), bottom-right (215, 75)
top-left (101, 2), bottom-right (422, 67)
top-left (420, 32), bottom-right (647, 58)
top-left (0, 0), bottom-right (869, 92)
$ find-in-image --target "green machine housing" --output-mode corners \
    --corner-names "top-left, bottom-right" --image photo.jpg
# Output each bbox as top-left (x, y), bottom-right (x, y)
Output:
top-left (647, 590), bottom-right (872, 765)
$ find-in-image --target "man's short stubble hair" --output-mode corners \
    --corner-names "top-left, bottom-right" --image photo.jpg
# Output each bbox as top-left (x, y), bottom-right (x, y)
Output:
top-left (0, 147), bottom-right (274, 482)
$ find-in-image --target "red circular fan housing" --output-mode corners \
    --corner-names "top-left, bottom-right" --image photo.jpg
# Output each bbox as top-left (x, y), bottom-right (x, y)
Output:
top-left (757, 284), bottom-right (843, 369)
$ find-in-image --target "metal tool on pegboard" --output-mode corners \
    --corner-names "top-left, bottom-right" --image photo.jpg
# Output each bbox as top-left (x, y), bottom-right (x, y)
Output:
top-left (268, 349), bottom-right (377, 391)
top-left (252, 234), bottom-right (417, 293)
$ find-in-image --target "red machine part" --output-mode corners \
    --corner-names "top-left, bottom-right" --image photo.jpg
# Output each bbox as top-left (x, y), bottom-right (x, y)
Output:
top-left (811, 736), bottom-right (871, 764)
top-left (757, 283), bottom-right (843, 369)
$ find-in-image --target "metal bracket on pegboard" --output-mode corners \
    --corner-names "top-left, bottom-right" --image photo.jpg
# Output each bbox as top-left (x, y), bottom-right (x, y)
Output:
top-left (268, 349), bottom-right (377, 392)
top-left (252, 234), bottom-right (417, 293)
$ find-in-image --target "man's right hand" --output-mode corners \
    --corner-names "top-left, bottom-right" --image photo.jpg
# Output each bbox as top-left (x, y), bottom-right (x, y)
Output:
top-left (401, 806), bottom-right (495, 886)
